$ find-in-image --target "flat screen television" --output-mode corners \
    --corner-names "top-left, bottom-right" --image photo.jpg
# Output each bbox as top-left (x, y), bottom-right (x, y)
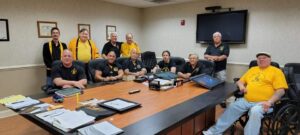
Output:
top-left (196, 10), bottom-right (248, 44)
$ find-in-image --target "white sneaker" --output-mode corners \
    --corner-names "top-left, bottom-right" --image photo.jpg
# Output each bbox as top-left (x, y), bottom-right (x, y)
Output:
top-left (202, 130), bottom-right (213, 135)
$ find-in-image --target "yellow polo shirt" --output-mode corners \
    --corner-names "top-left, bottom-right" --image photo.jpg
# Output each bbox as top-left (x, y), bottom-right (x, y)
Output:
top-left (121, 42), bottom-right (141, 57)
top-left (239, 66), bottom-right (288, 102)
top-left (77, 40), bottom-right (92, 63)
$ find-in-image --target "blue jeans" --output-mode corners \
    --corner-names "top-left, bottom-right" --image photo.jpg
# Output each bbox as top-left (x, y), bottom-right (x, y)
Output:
top-left (207, 98), bottom-right (272, 135)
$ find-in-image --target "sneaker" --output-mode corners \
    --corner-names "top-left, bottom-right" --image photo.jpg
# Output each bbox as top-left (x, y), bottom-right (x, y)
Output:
top-left (202, 130), bottom-right (213, 135)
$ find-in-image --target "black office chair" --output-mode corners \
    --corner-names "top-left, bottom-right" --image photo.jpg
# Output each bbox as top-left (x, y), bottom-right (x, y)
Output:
top-left (116, 57), bottom-right (128, 66)
top-left (141, 51), bottom-right (157, 73)
top-left (170, 57), bottom-right (186, 73)
top-left (198, 59), bottom-right (215, 76)
top-left (87, 59), bottom-right (106, 83)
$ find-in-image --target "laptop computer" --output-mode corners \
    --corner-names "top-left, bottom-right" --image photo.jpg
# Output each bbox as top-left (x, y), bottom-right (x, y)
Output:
top-left (190, 74), bottom-right (225, 89)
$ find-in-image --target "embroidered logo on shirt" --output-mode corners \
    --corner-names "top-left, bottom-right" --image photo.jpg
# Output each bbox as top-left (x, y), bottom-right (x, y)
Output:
top-left (113, 67), bottom-right (118, 71)
top-left (71, 68), bottom-right (77, 75)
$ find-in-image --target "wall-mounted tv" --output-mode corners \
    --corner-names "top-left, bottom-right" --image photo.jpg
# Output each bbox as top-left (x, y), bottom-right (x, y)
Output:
top-left (196, 10), bottom-right (248, 44)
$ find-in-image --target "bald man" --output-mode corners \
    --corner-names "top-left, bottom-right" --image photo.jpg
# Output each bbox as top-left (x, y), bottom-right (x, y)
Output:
top-left (51, 50), bottom-right (87, 89)
top-left (123, 48), bottom-right (147, 77)
top-left (121, 33), bottom-right (141, 57)
top-left (102, 32), bottom-right (123, 59)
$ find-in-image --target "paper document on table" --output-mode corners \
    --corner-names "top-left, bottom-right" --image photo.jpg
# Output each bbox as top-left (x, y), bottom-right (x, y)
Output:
top-left (0, 95), bottom-right (26, 104)
top-left (52, 110), bottom-right (95, 132)
top-left (36, 109), bottom-right (68, 124)
top-left (78, 121), bottom-right (123, 135)
top-left (6, 97), bottom-right (40, 109)
top-left (103, 99), bottom-right (135, 110)
top-left (154, 78), bottom-right (172, 86)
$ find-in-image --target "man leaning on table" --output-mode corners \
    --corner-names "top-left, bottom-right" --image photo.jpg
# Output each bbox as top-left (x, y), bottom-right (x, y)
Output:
top-left (203, 52), bottom-right (288, 135)
top-left (52, 50), bottom-right (87, 89)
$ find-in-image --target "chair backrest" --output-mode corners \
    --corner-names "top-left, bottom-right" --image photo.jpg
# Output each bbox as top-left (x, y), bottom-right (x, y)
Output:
top-left (249, 60), bottom-right (280, 69)
top-left (116, 57), bottom-right (128, 66)
top-left (198, 59), bottom-right (215, 76)
top-left (284, 63), bottom-right (300, 101)
top-left (141, 51), bottom-right (157, 73)
top-left (88, 59), bottom-right (106, 83)
top-left (170, 57), bottom-right (186, 73)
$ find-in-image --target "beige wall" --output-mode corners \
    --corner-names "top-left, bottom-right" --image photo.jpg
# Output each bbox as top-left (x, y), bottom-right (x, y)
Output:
top-left (0, 0), bottom-right (142, 97)
top-left (141, 0), bottom-right (300, 66)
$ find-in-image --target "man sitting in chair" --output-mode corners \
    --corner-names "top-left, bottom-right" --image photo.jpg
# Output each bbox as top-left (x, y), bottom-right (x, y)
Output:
top-left (178, 53), bottom-right (203, 79)
top-left (52, 50), bottom-right (87, 89)
top-left (95, 51), bottom-right (124, 82)
top-left (123, 48), bottom-right (147, 77)
top-left (203, 52), bottom-right (288, 135)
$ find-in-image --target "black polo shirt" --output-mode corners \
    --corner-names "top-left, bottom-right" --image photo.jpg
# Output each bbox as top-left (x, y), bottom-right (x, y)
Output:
top-left (51, 62), bottom-right (86, 81)
top-left (180, 62), bottom-right (203, 77)
top-left (96, 60), bottom-right (122, 77)
top-left (158, 60), bottom-right (176, 72)
top-left (204, 43), bottom-right (230, 72)
top-left (101, 41), bottom-right (122, 58)
top-left (43, 41), bottom-right (67, 76)
top-left (123, 59), bottom-right (145, 72)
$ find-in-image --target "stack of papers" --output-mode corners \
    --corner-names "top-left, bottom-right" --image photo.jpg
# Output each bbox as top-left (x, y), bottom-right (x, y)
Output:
top-left (0, 95), bottom-right (26, 104)
top-left (36, 109), bottom-right (95, 132)
top-left (154, 78), bottom-right (173, 86)
top-left (6, 97), bottom-right (40, 109)
top-left (78, 121), bottom-right (123, 135)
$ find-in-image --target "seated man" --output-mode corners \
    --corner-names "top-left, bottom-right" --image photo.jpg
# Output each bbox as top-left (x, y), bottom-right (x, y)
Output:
top-left (52, 50), bottom-right (87, 89)
top-left (123, 49), bottom-right (147, 77)
top-left (178, 53), bottom-right (203, 79)
top-left (95, 51), bottom-right (124, 82)
top-left (203, 52), bottom-right (288, 135)
top-left (152, 50), bottom-right (176, 73)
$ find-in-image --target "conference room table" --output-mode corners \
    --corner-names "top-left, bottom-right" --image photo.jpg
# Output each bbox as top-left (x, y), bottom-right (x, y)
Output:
top-left (22, 80), bottom-right (236, 135)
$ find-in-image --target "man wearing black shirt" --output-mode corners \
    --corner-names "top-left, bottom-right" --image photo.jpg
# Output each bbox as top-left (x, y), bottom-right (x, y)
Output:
top-left (43, 27), bottom-right (67, 87)
top-left (52, 50), bottom-right (87, 89)
top-left (204, 32), bottom-right (230, 81)
top-left (178, 54), bottom-right (203, 79)
top-left (156, 50), bottom-right (176, 73)
top-left (95, 51), bottom-right (124, 82)
top-left (123, 49), bottom-right (146, 76)
top-left (102, 32), bottom-right (122, 59)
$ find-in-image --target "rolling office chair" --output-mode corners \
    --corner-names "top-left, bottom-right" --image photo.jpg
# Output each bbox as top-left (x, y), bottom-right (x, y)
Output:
top-left (141, 51), bottom-right (157, 73)
top-left (170, 57), bottom-right (186, 73)
top-left (87, 59), bottom-right (106, 83)
top-left (198, 59), bottom-right (215, 76)
top-left (116, 57), bottom-right (128, 66)
top-left (231, 60), bottom-right (285, 135)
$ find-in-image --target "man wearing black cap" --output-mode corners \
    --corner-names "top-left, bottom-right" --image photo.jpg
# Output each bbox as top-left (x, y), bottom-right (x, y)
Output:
top-left (203, 52), bottom-right (288, 135)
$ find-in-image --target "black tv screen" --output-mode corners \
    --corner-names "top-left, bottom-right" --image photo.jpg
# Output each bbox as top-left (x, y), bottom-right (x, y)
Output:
top-left (196, 10), bottom-right (248, 44)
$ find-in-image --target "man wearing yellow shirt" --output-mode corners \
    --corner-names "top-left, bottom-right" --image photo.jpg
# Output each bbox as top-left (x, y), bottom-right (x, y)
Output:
top-left (68, 28), bottom-right (100, 63)
top-left (121, 33), bottom-right (141, 57)
top-left (203, 52), bottom-right (288, 135)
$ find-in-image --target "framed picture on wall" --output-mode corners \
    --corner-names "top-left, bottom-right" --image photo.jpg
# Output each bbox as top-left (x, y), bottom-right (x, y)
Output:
top-left (37, 21), bottom-right (57, 38)
top-left (78, 24), bottom-right (91, 38)
top-left (106, 25), bottom-right (116, 41)
top-left (0, 19), bottom-right (9, 41)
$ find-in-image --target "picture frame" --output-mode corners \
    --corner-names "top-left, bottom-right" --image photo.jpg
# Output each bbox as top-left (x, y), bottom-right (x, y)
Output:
top-left (78, 24), bottom-right (91, 38)
top-left (106, 25), bottom-right (116, 41)
top-left (37, 21), bottom-right (57, 38)
top-left (0, 19), bottom-right (9, 41)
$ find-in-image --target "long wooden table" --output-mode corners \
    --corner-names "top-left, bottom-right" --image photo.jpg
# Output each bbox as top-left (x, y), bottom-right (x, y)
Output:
top-left (25, 81), bottom-right (236, 135)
